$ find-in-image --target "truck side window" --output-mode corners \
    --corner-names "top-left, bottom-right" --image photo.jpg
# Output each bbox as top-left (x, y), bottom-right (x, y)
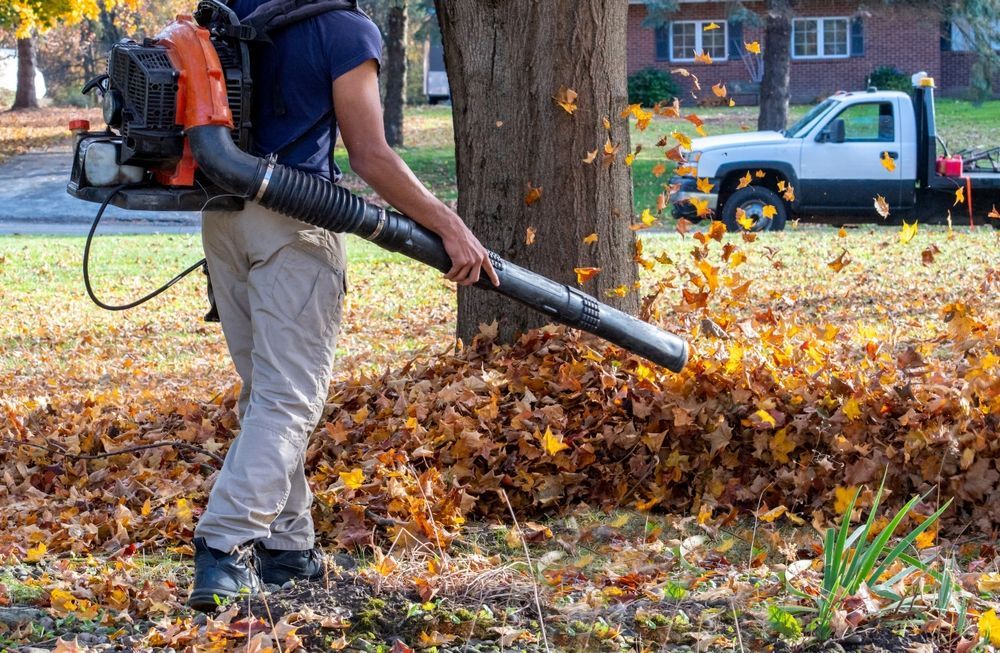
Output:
top-left (834, 102), bottom-right (894, 142)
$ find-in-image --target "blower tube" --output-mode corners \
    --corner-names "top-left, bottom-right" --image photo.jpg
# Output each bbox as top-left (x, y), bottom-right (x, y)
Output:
top-left (187, 126), bottom-right (689, 372)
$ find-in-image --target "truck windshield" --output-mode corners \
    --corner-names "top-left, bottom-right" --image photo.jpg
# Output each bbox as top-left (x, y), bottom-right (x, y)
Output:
top-left (785, 99), bottom-right (838, 138)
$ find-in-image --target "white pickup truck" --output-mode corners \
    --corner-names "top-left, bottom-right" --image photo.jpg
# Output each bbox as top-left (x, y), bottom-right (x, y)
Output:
top-left (670, 73), bottom-right (1000, 230)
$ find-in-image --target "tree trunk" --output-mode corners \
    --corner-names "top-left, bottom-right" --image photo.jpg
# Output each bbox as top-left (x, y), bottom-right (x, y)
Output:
top-left (435, 0), bottom-right (638, 345)
top-left (757, 0), bottom-right (792, 132)
top-left (13, 37), bottom-right (39, 110)
top-left (383, 1), bottom-right (408, 146)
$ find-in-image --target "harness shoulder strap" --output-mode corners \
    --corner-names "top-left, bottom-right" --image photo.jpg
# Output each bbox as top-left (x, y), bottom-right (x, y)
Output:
top-left (242, 0), bottom-right (359, 40)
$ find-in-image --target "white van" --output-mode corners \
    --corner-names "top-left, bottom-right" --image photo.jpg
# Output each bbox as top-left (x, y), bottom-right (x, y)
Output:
top-left (423, 42), bottom-right (449, 105)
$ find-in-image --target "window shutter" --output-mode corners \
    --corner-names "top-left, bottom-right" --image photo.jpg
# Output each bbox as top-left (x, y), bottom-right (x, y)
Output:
top-left (655, 25), bottom-right (670, 61)
top-left (850, 17), bottom-right (864, 57)
top-left (728, 21), bottom-right (744, 60)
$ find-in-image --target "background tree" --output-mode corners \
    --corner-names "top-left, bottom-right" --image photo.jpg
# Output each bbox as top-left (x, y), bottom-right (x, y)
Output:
top-left (0, 0), bottom-right (140, 110)
top-left (382, 0), bottom-right (407, 146)
top-left (757, 0), bottom-right (792, 131)
top-left (433, 0), bottom-right (639, 344)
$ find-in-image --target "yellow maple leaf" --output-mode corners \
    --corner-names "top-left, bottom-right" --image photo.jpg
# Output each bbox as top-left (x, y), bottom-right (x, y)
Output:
top-left (914, 528), bottom-right (936, 550)
top-left (175, 499), bottom-right (192, 522)
top-left (704, 22), bottom-right (720, 31)
top-left (675, 164), bottom-right (697, 176)
top-left (339, 468), bottom-right (365, 490)
top-left (754, 169), bottom-right (766, 178)
top-left (552, 85), bottom-right (578, 114)
top-left (374, 554), bottom-right (398, 576)
top-left (624, 152), bottom-right (635, 167)
top-left (833, 485), bottom-right (858, 515)
top-left (754, 408), bottom-right (776, 427)
top-left (540, 426), bottom-right (569, 456)
top-left (762, 204), bottom-right (777, 219)
top-left (690, 197), bottom-right (711, 217)
top-left (583, 233), bottom-right (598, 245)
top-left (141, 498), bottom-right (152, 517)
top-left (25, 542), bottom-right (46, 563)
top-left (641, 208), bottom-right (657, 226)
top-left (736, 208), bottom-right (755, 231)
top-left (880, 151), bottom-right (896, 173)
top-left (745, 41), bottom-right (761, 54)
top-left (899, 220), bottom-right (918, 244)
top-left (736, 171), bottom-right (752, 189)
top-left (843, 397), bottom-right (862, 420)
top-left (954, 186), bottom-right (965, 205)
top-left (711, 83), bottom-right (727, 98)
top-left (574, 267), bottom-right (600, 285)
top-left (605, 285), bottom-right (628, 298)
top-left (696, 177), bottom-right (715, 193)
top-left (672, 131), bottom-right (692, 149)
top-left (980, 609), bottom-right (1000, 646)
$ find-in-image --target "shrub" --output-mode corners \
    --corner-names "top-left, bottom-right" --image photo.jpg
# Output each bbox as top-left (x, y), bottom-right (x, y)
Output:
top-left (868, 66), bottom-right (911, 94)
top-left (628, 68), bottom-right (680, 107)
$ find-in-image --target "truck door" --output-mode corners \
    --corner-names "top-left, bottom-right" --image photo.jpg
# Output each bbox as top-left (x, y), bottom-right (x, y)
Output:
top-left (799, 100), bottom-right (903, 210)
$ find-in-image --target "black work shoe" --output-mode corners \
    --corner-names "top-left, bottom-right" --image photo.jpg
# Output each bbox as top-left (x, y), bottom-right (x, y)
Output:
top-left (186, 538), bottom-right (261, 612)
top-left (255, 544), bottom-right (357, 586)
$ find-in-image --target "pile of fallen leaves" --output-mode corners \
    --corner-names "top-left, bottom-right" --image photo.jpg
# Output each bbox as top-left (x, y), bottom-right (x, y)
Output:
top-left (0, 108), bottom-right (101, 164)
top-left (1, 223), bottom-right (996, 561)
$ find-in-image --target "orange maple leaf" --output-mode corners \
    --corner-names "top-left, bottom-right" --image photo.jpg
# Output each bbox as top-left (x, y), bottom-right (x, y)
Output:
top-left (574, 267), bottom-right (600, 285)
top-left (524, 183), bottom-right (543, 206)
top-left (552, 85), bottom-right (578, 114)
top-left (694, 50), bottom-right (713, 64)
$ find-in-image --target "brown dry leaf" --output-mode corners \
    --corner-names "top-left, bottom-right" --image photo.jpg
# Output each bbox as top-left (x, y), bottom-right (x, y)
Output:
top-left (602, 138), bottom-right (619, 168)
top-left (582, 149), bottom-right (598, 164)
top-left (828, 250), bottom-right (851, 273)
top-left (874, 195), bottom-right (890, 218)
top-left (524, 183), bottom-right (543, 206)
top-left (525, 227), bottom-right (536, 245)
top-left (552, 85), bottom-right (578, 114)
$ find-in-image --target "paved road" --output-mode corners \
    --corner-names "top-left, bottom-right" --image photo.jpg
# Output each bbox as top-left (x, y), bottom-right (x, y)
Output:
top-left (0, 147), bottom-right (200, 235)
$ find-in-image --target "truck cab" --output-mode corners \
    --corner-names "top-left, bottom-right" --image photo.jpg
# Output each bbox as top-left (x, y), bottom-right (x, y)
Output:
top-left (670, 74), bottom-right (998, 230)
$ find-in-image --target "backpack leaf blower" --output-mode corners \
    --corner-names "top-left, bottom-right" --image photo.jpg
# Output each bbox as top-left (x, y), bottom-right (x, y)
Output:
top-left (66, 0), bottom-right (689, 373)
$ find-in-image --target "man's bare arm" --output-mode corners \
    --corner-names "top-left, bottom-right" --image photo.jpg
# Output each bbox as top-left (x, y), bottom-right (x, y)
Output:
top-left (332, 60), bottom-right (498, 287)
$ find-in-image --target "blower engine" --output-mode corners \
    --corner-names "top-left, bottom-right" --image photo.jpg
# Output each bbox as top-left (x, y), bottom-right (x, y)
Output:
top-left (67, 0), bottom-right (689, 373)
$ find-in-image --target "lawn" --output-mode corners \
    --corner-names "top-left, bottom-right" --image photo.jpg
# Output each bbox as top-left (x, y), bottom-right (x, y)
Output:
top-left (0, 224), bottom-right (997, 651)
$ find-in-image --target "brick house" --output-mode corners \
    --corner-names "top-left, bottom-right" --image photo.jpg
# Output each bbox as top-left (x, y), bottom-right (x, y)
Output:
top-left (627, 0), bottom-right (992, 102)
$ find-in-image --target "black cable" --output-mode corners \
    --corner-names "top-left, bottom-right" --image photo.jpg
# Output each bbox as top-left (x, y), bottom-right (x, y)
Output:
top-left (83, 184), bottom-right (207, 311)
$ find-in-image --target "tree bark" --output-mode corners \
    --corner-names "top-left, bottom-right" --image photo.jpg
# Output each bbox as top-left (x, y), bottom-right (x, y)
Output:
top-left (434, 0), bottom-right (639, 345)
top-left (757, 0), bottom-right (792, 132)
top-left (13, 37), bottom-right (39, 110)
top-left (383, 1), bottom-right (408, 147)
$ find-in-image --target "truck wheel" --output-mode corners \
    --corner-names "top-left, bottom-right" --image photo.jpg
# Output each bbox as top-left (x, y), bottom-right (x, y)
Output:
top-left (721, 186), bottom-right (787, 232)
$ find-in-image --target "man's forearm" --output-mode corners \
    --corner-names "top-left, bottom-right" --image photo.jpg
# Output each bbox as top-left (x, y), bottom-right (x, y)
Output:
top-left (349, 147), bottom-right (463, 237)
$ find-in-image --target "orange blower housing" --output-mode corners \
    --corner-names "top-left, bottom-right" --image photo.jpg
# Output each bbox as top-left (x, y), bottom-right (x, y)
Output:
top-left (67, 1), bottom-right (252, 211)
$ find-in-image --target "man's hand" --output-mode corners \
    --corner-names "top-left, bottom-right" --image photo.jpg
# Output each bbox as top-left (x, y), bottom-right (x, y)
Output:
top-left (438, 218), bottom-right (500, 286)
top-left (332, 61), bottom-right (499, 288)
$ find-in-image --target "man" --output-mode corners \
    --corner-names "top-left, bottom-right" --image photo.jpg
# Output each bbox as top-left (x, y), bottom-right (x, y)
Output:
top-left (187, 0), bottom-right (499, 611)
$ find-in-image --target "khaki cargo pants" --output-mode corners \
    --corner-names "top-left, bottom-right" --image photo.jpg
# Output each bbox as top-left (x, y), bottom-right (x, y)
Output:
top-left (195, 202), bottom-right (346, 553)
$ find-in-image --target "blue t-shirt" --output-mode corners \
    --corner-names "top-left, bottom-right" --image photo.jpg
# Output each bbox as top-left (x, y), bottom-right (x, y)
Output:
top-left (230, 1), bottom-right (383, 181)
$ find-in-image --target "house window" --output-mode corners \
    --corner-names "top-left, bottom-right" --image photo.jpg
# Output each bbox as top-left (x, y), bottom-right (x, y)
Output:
top-left (657, 20), bottom-right (727, 62)
top-left (793, 17), bottom-right (850, 58)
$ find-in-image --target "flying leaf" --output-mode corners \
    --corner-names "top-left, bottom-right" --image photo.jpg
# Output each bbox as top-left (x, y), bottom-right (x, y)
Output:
top-left (900, 220), bottom-right (918, 244)
top-left (782, 185), bottom-right (795, 202)
top-left (582, 149), bottom-right (598, 164)
top-left (652, 162), bottom-right (667, 177)
top-left (745, 41), bottom-right (761, 54)
top-left (675, 164), bottom-right (697, 175)
top-left (696, 177), bottom-right (714, 193)
top-left (657, 192), bottom-right (667, 212)
top-left (711, 83), bottom-right (727, 98)
top-left (736, 208), bottom-right (755, 231)
top-left (762, 205), bottom-right (777, 219)
top-left (694, 50), bottom-right (713, 64)
top-left (641, 208), bottom-right (658, 226)
top-left (691, 197), bottom-right (711, 217)
top-left (340, 468), bottom-right (365, 490)
top-left (540, 427), bottom-right (569, 456)
top-left (606, 285), bottom-right (629, 298)
top-left (671, 131), bottom-right (692, 150)
top-left (874, 194), bottom-right (890, 218)
top-left (525, 227), bottom-right (536, 245)
top-left (880, 151), bottom-right (896, 173)
top-left (838, 227), bottom-right (847, 238)
top-left (624, 153), bottom-right (635, 167)
top-left (777, 180), bottom-right (786, 192)
top-left (728, 98), bottom-right (736, 107)
top-left (922, 244), bottom-right (940, 265)
top-left (828, 250), bottom-right (851, 273)
top-left (989, 205), bottom-right (1000, 219)
top-left (954, 186), bottom-right (965, 205)
top-left (602, 116), bottom-right (611, 131)
top-left (574, 267), bottom-right (600, 285)
top-left (602, 138), bottom-right (619, 168)
top-left (704, 22), bottom-right (720, 31)
top-left (583, 233), bottom-right (598, 245)
top-left (524, 183), bottom-right (543, 206)
top-left (552, 86), bottom-right (578, 114)
top-left (684, 113), bottom-right (704, 128)
top-left (754, 169), bottom-right (766, 178)
top-left (737, 171), bottom-right (752, 189)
